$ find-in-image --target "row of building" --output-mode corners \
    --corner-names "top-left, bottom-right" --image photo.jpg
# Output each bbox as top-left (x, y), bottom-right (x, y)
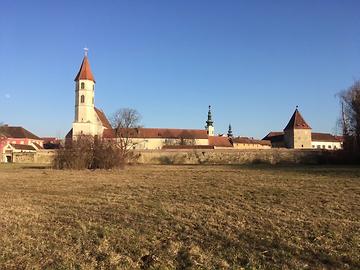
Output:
top-left (0, 52), bottom-right (342, 162)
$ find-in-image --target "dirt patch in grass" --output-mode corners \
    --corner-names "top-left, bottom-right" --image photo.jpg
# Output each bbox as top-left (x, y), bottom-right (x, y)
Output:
top-left (0, 164), bottom-right (359, 269)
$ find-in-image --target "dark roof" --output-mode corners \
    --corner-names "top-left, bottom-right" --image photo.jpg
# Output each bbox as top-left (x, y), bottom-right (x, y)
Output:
top-left (94, 107), bottom-right (112, 129)
top-left (208, 136), bottom-right (233, 147)
top-left (311, 133), bottom-right (342, 142)
top-left (262, 132), bottom-right (285, 142)
top-left (0, 126), bottom-right (40, 140)
top-left (74, 56), bottom-right (95, 82)
top-left (43, 142), bottom-right (61, 149)
top-left (284, 109), bottom-right (311, 130)
top-left (65, 129), bottom-right (73, 139)
top-left (32, 142), bottom-right (43, 149)
top-left (10, 144), bottom-right (36, 151)
top-left (232, 137), bottom-right (271, 146)
top-left (108, 128), bottom-right (209, 139)
top-left (42, 137), bottom-right (61, 144)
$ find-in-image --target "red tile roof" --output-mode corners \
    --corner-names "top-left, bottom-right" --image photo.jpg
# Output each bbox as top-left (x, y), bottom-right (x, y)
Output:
top-left (208, 136), bottom-right (233, 147)
top-left (74, 56), bottom-right (95, 82)
top-left (94, 107), bottom-right (112, 129)
top-left (102, 128), bottom-right (115, 138)
top-left (0, 126), bottom-right (40, 140)
top-left (232, 137), bottom-right (271, 146)
top-left (108, 128), bottom-right (209, 139)
top-left (311, 133), bottom-right (342, 142)
top-left (284, 109), bottom-right (311, 130)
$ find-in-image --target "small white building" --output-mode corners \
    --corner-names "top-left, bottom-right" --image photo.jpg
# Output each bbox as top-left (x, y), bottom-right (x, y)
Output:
top-left (311, 133), bottom-right (343, 150)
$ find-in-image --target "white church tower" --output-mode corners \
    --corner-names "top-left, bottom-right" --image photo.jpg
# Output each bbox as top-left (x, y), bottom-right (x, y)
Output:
top-left (72, 49), bottom-right (111, 139)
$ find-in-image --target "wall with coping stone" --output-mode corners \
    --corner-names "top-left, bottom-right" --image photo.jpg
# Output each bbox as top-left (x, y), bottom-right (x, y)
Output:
top-left (11, 150), bottom-right (56, 164)
top-left (34, 150), bottom-right (56, 164)
top-left (8, 149), bottom-right (333, 165)
top-left (134, 149), bottom-right (328, 165)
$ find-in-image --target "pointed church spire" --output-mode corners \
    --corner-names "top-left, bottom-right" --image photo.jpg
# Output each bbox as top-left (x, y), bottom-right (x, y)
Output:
top-left (227, 124), bottom-right (233, 137)
top-left (74, 49), bottom-right (95, 82)
top-left (206, 105), bottom-right (213, 127)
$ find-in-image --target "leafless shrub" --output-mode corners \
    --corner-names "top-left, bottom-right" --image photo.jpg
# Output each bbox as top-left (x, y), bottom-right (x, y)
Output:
top-left (110, 108), bottom-right (142, 161)
top-left (53, 136), bottom-right (125, 170)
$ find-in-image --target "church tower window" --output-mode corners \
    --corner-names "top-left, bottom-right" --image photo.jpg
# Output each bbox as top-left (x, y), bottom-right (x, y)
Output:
top-left (81, 82), bottom-right (85, 89)
top-left (81, 95), bottom-right (85, 103)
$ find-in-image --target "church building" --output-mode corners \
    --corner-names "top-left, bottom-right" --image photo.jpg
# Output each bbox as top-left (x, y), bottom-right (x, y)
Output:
top-left (66, 50), bottom-right (112, 140)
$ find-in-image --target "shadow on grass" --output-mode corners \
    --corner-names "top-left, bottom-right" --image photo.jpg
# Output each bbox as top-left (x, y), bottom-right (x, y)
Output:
top-left (20, 165), bottom-right (50, 170)
top-left (224, 163), bottom-right (360, 178)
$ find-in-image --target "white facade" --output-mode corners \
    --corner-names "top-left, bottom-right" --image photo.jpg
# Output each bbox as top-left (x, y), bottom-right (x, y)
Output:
top-left (207, 125), bottom-right (214, 136)
top-left (311, 141), bottom-right (342, 150)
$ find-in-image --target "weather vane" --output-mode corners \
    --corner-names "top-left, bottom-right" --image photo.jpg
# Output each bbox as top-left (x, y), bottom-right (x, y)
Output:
top-left (84, 47), bottom-right (89, 56)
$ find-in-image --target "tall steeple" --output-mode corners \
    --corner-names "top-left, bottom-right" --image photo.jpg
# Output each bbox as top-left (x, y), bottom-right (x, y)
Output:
top-left (72, 49), bottom-right (99, 138)
top-left (205, 105), bottom-right (214, 136)
top-left (227, 124), bottom-right (233, 138)
top-left (74, 48), bottom-right (95, 82)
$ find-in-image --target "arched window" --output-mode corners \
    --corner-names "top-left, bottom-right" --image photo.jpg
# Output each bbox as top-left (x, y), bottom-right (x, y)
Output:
top-left (92, 97), bottom-right (94, 104)
top-left (81, 82), bottom-right (85, 89)
top-left (81, 95), bottom-right (85, 103)
top-left (93, 85), bottom-right (95, 91)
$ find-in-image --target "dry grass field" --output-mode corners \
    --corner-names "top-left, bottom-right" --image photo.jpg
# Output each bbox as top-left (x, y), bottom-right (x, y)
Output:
top-left (0, 164), bottom-right (359, 269)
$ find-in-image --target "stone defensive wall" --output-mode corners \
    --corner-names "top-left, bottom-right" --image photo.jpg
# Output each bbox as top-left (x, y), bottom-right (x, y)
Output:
top-left (134, 149), bottom-right (333, 165)
top-left (9, 149), bottom-right (338, 165)
top-left (12, 150), bottom-right (56, 164)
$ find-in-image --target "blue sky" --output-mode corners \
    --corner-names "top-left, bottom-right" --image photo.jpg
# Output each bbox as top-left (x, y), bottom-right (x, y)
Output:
top-left (1, 1), bottom-right (359, 138)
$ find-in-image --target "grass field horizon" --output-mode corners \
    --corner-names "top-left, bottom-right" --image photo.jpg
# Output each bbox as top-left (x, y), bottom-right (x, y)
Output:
top-left (0, 164), bottom-right (359, 269)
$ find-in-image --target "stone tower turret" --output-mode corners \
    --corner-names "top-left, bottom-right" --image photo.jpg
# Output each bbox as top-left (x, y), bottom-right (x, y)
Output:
top-left (283, 106), bottom-right (312, 149)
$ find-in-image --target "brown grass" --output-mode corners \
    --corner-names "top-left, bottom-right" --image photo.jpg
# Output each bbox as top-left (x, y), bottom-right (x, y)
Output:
top-left (0, 164), bottom-right (359, 269)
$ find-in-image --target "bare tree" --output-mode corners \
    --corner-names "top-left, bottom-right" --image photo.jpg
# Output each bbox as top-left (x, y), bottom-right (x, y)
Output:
top-left (110, 108), bottom-right (142, 158)
top-left (338, 80), bottom-right (360, 152)
top-left (0, 122), bottom-right (5, 135)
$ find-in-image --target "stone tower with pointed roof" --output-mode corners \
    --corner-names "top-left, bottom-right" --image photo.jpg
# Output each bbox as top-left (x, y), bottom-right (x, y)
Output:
top-left (72, 50), bottom-right (111, 139)
top-left (283, 107), bottom-right (312, 149)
